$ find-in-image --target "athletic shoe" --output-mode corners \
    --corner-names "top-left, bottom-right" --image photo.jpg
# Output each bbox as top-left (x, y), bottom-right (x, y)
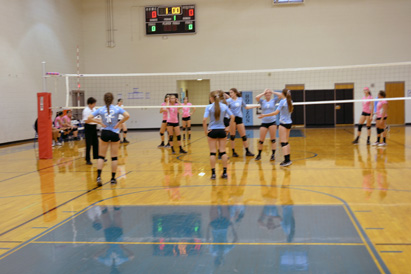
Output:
top-left (245, 151), bottom-right (255, 157)
top-left (378, 142), bottom-right (387, 147)
top-left (56, 142), bottom-right (62, 146)
top-left (221, 173), bottom-right (228, 179)
top-left (232, 152), bottom-right (239, 158)
top-left (367, 140), bottom-right (370, 145)
top-left (123, 139), bottom-right (130, 144)
top-left (52, 142), bottom-right (55, 147)
top-left (86, 161), bottom-right (93, 165)
top-left (97, 177), bottom-right (102, 187)
top-left (110, 178), bottom-right (117, 185)
top-left (372, 142), bottom-right (379, 146)
top-left (120, 140), bottom-right (124, 144)
top-left (180, 148), bottom-right (187, 154)
top-left (270, 154), bottom-right (275, 161)
top-left (255, 155), bottom-right (261, 161)
top-left (165, 143), bottom-right (170, 148)
top-left (352, 139), bottom-right (359, 144)
top-left (158, 143), bottom-right (165, 148)
top-left (280, 160), bottom-right (292, 167)
top-left (211, 174), bottom-right (216, 180)
top-left (183, 135), bottom-right (186, 140)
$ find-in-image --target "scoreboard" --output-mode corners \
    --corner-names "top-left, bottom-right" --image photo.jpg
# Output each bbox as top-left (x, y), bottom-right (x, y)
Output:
top-left (145, 5), bottom-right (196, 35)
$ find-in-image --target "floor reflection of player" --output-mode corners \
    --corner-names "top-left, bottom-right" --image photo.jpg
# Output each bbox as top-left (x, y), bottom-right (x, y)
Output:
top-left (207, 206), bottom-right (238, 267)
top-left (228, 158), bottom-right (251, 224)
top-left (161, 150), bottom-right (182, 201)
top-left (116, 144), bottom-right (128, 182)
top-left (258, 170), bottom-right (295, 243)
top-left (94, 206), bottom-right (134, 273)
top-left (376, 148), bottom-right (388, 200)
top-left (356, 146), bottom-right (375, 199)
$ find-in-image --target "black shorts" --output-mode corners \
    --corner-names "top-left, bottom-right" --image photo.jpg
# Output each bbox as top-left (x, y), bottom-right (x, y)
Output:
top-left (182, 117), bottom-right (191, 121)
top-left (167, 122), bottom-right (179, 127)
top-left (361, 112), bottom-right (371, 117)
top-left (162, 120), bottom-right (167, 124)
top-left (234, 116), bottom-right (243, 125)
top-left (376, 117), bottom-right (387, 121)
top-left (207, 129), bottom-right (227, 139)
top-left (100, 130), bottom-right (120, 142)
top-left (280, 123), bottom-right (292, 129)
top-left (224, 117), bottom-right (230, 127)
top-left (261, 122), bottom-right (276, 128)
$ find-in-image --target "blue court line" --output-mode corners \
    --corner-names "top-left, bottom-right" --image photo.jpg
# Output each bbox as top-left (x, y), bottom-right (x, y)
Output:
top-left (31, 227), bottom-right (48, 229)
top-left (380, 251), bottom-right (403, 253)
top-left (366, 228), bottom-right (384, 230)
top-left (355, 210), bottom-right (372, 212)
top-left (0, 184), bottom-right (391, 273)
top-left (0, 248), bottom-right (10, 250)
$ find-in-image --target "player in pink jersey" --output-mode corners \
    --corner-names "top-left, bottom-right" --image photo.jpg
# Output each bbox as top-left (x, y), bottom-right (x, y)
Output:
top-left (158, 95), bottom-right (170, 148)
top-left (166, 95), bottom-right (187, 154)
top-left (353, 87), bottom-right (374, 145)
top-left (181, 97), bottom-right (196, 140)
top-left (372, 90), bottom-right (388, 146)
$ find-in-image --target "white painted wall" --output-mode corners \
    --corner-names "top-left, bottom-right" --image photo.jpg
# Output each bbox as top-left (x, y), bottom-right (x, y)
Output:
top-left (0, 0), bottom-right (83, 144)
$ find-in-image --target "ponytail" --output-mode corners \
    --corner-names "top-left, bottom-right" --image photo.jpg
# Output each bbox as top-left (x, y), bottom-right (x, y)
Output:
top-left (104, 92), bottom-right (114, 113)
top-left (282, 89), bottom-right (293, 113)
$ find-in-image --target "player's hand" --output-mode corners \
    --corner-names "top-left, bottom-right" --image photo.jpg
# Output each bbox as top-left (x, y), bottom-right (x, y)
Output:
top-left (258, 115), bottom-right (264, 119)
top-left (114, 123), bottom-right (120, 129)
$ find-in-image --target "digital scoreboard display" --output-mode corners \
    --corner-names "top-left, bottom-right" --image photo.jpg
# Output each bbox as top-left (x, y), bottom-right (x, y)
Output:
top-left (145, 5), bottom-right (196, 35)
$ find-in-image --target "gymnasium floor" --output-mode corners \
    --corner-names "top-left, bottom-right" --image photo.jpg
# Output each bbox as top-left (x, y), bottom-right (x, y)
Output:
top-left (0, 126), bottom-right (410, 273)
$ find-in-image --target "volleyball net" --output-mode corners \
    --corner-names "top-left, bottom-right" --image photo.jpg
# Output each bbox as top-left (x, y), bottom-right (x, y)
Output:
top-left (45, 62), bottom-right (411, 127)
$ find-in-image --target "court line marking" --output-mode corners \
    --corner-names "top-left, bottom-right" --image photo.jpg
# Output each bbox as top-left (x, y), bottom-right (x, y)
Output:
top-left (0, 185), bottom-right (393, 273)
top-left (32, 241), bottom-right (365, 246)
top-left (380, 251), bottom-right (403, 253)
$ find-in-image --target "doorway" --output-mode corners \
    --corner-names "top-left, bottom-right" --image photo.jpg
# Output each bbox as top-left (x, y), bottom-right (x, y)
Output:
top-left (335, 83), bottom-right (354, 125)
top-left (385, 82), bottom-right (405, 125)
top-left (286, 85), bottom-right (305, 126)
top-left (71, 90), bottom-right (85, 120)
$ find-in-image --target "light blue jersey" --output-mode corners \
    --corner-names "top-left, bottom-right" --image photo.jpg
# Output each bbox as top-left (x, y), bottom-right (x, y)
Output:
top-left (92, 105), bottom-right (125, 133)
top-left (226, 97), bottom-right (246, 118)
top-left (259, 97), bottom-right (278, 124)
top-left (277, 99), bottom-right (292, 124)
top-left (204, 103), bottom-right (233, 130)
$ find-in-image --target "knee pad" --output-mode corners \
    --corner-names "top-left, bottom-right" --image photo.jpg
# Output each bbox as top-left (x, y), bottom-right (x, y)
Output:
top-left (367, 126), bottom-right (371, 130)
top-left (259, 140), bottom-right (264, 145)
top-left (160, 133), bottom-right (164, 136)
top-left (169, 136), bottom-right (174, 142)
top-left (210, 152), bottom-right (216, 156)
top-left (181, 127), bottom-right (186, 130)
top-left (73, 128), bottom-right (78, 131)
top-left (123, 131), bottom-right (127, 134)
top-left (380, 128), bottom-right (385, 134)
top-left (230, 135), bottom-right (235, 141)
top-left (177, 135), bottom-right (181, 141)
top-left (98, 156), bottom-right (105, 160)
top-left (358, 124), bottom-right (363, 131)
top-left (187, 127), bottom-right (191, 131)
top-left (219, 151), bottom-right (226, 156)
top-left (111, 157), bottom-right (118, 161)
top-left (242, 136), bottom-right (247, 142)
top-left (281, 142), bottom-right (289, 147)
top-left (271, 139), bottom-right (276, 143)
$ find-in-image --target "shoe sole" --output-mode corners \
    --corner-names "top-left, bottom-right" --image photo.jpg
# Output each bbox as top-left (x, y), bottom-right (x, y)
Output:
top-left (280, 161), bottom-right (292, 167)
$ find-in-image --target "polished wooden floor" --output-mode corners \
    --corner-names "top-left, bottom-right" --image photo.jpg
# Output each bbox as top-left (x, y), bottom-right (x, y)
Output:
top-left (0, 126), bottom-right (410, 273)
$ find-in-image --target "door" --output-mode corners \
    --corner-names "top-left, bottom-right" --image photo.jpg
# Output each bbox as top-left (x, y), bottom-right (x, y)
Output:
top-left (335, 83), bottom-right (354, 125)
top-left (286, 85), bottom-right (305, 126)
top-left (71, 90), bottom-right (85, 120)
top-left (176, 80), bottom-right (210, 125)
top-left (305, 89), bottom-right (334, 127)
top-left (385, 82), bottom-right (405, 125)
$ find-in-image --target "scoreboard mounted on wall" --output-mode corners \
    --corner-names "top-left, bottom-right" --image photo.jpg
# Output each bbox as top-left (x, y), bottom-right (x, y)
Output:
top-left (145, 5), bottom-right (196, 35)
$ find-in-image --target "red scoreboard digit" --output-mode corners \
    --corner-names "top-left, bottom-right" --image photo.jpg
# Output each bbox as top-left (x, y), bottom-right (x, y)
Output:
top-left (145, 5), bottom-right (196, 35)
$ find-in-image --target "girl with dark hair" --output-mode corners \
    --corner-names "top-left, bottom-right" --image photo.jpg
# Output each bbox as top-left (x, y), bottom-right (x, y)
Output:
top-left (181, 97), bottom-right (195, 140)
top-left (82, 97), bottom-right (99, 165)
top-left (255, 89), bottom-right (279, 161)
top-left (166, 95), bottom-right (187, 154)
top-left (353, 87), bottom-right (374, 145)
top-left (87, 92), bottom-right (130, 186)
top-left (158, 95), bottom-right (170, 148)
top-left (258, 89), bottom-right (293, 167)
top-left (117, 99), bottom-right (129, 143)
top-left (373, 90), bottom-right (388, 146)
top-left (203, 90), bottom-right (234, 179)
top-left (224, 88), bottom-right (257, 157)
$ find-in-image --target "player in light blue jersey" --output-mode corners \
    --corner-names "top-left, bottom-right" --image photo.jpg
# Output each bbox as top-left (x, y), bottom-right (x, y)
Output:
top-left (203, 90), bottom-right (234, 180)
top-left (258, 89), bottom-right (293, 167)
top-left (224, 88), bottom-right (258, 158)
top-left (88, 92), bottom-right (130, 186)
top-left (255, 89), bottom-right (279, 161)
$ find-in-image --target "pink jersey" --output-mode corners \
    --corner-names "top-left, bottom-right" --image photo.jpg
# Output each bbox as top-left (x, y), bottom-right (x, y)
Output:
top-left (54, 116), bottom-right (63, 128)
top-left (167, 104), bottom-right (179, 123)
top-left (182, 103), bottom-right (192, 118)
top-left (376, 100), bottom-right (388, 118)
top-left (161, 102), bottom-right (167, 120)
top-left (362, 95), bottom-right (373, 114)
top-left (63, 115), bottom-right (71, 125)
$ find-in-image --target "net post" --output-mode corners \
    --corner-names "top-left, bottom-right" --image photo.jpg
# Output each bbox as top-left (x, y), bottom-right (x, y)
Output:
top-left (65, 76), bottom-right (70, 108)
top-left (37, 93), bottom-right (53, 159)
top-left (42, 61), bottom-right (47, 93)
